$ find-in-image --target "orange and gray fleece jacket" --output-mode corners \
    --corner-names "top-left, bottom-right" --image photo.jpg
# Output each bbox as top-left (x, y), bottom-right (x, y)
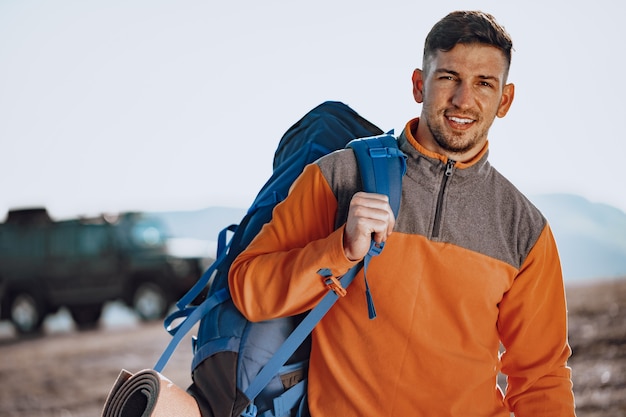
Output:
top-left (229, 118), bottom-right (576, 416)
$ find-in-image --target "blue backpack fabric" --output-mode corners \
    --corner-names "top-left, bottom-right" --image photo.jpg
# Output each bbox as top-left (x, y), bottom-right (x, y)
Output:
top-left (154, 101), bottom-right (406, 417)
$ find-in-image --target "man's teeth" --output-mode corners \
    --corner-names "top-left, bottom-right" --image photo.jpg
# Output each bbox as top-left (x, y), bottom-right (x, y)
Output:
top-left (449, 116), bottom-right (473, 124)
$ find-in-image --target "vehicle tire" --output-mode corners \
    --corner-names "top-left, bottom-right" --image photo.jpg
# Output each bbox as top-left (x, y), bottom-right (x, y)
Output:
top-left (9, 291), bottom-right (45, 335)
top-left (132, 282), bottom-right (168, 321)
top-left (69, 304), bottom-right (103, 330)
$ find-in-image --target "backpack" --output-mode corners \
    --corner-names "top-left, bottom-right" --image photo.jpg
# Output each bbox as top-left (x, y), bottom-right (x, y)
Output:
top-left (155, 101), bottom-right (406, 417)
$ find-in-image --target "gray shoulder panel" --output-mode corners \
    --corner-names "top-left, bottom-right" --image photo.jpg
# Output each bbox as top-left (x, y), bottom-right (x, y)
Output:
top-left (316, 142), bottom-right (546, 270)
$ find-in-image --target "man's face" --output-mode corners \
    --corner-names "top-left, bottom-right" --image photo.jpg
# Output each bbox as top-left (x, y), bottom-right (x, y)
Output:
top-left (412, 43), bottom-right (514, 161)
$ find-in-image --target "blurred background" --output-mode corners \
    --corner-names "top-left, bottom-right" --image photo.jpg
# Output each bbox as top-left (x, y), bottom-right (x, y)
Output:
top-left (0, 1), bottom-right (624, 416)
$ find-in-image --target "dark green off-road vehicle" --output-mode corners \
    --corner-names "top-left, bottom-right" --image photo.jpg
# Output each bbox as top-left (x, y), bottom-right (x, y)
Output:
top-left (0, 208), bottom-right (206, 334)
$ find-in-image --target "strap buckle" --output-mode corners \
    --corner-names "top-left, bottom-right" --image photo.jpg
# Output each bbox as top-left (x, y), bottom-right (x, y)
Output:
top-left (317, 269), bottom-right (347, 297)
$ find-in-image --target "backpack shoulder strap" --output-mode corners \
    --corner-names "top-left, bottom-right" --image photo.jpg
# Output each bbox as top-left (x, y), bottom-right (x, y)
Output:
top-left (347, 132), bottom-right (406, 218)
top-left (348, 133), bottom-right (407, 319)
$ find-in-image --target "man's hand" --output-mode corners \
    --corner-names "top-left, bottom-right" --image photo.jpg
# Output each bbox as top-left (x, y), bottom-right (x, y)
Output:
top-left (343, 192), bottom-right (395, 261)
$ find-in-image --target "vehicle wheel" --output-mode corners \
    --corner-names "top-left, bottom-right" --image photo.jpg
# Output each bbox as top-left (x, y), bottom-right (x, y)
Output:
top-left (69, 304), bottom-right (103, 330)
top-left (132, 282), bottom-right (168, 321)
top-left (9, 292), bottom-right (45, 334)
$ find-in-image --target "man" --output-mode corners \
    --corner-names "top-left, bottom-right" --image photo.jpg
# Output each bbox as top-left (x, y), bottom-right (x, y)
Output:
top-left (229, 10), bottom-right (576, 416)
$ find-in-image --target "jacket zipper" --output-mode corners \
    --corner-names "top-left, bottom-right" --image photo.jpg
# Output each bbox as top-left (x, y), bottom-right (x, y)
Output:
top-left (432, 159), bottom-right (455, 238)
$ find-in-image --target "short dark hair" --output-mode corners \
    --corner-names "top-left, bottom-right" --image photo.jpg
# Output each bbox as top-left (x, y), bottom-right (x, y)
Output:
top-left (423, 11), bottom-right (513, 79)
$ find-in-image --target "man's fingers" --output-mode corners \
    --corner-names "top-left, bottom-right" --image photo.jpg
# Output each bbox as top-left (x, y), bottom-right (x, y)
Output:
top-left (351, 192), bottom-right (395, 237)
top-left (343, 192), bottom-right (395, 261)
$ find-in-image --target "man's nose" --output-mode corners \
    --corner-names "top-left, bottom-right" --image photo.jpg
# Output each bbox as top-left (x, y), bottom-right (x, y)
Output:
top-left (451, 82), bottom-right (474, 109)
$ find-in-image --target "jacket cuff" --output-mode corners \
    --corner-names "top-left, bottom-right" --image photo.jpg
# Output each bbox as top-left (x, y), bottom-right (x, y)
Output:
top-left (326, 225), bottom-right (360, 276)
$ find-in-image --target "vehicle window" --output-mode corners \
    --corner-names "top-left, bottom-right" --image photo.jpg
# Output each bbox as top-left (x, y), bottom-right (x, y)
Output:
top-left (131, 220), bottom-right (166, 247)
top-left (48, 223), bottom-right (77, 257)
top-left (0, 225), bottom-right (46, 259)
top-left (78, 225), bottom-right (111, 255)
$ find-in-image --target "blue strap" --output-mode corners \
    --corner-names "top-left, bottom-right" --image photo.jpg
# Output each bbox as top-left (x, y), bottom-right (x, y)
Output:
top-left (241, 404), bottom-right (258, 417)
top-left (151, 223), bottom-right (235, 371)
top-left (243, 263), bottom-right (362, 404)
top-left (174, 224), bottom-right (237, 311)
top-left (154, 287), bottom-right (230, 372)
top-left (363, 241), bottom-right (382, 319)
top-left (347, 133), bottom-right (406, 217)
top-left (257, 379), bottom-right (307, 417)
top-left (152, 223), bottom-right (238, 371)
top-left (346, 134), bottom-right (407, 319)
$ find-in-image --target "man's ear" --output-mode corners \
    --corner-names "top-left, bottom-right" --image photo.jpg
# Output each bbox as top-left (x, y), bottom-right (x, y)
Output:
top-left (412, 69), bottom-right (425, 104)
top-left (496, 83), bottom-right (515, 118)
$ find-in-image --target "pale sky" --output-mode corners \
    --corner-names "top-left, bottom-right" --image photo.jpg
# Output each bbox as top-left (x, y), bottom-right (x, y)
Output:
top-left (1, 0), bottom-right (624, 220)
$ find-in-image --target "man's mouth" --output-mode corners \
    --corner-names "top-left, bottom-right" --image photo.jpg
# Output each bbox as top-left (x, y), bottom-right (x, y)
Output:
top-left (446, 115), bottom-right (476, 129)
top-left (447, 116), bottom-right (474, 125)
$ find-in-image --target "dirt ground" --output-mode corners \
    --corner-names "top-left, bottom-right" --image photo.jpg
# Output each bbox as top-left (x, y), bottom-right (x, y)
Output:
top-left (0, 278), bottom-right (624, 417)
top-left (565, 278), bottom-right (626, 416)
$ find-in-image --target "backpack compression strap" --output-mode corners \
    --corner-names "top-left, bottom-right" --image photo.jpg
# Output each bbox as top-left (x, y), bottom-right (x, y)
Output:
top-left (243, 133), bottom-right (406, 411)
top-left (153, 224), bottom-right (237, 373)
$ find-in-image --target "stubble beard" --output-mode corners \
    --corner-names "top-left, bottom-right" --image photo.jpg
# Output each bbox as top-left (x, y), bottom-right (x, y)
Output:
top-left (424, 107), bottom-right (491, 157)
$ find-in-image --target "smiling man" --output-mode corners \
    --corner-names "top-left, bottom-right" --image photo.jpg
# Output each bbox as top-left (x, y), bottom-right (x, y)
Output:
top-left (413, 41), bottom-right (514, 162)
top-left (230, 11), bottom-right (576, 416)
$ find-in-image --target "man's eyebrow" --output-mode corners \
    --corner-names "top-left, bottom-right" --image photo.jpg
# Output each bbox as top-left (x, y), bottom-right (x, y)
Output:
top-left (434, 68), bottom-right (459, 76)
top-left (478, 74), bottom-right (500, 82)
top-left (435, 68), bottom-right (501, 82)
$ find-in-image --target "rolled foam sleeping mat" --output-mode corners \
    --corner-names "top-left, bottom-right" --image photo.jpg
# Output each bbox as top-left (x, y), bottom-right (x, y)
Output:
top-left (101, 369), bottom-right (201, 417)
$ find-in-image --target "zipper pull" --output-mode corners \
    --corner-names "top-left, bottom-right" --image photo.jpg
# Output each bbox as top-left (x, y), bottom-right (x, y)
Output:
top-left (445, 159), bottom-right (456, 176)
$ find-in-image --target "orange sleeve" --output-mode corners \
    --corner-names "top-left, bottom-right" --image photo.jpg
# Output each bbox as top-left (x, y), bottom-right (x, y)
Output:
top-left (229, 163), bottom-right (358, 322)
top-left (499, 225), bottom-right (576, 415)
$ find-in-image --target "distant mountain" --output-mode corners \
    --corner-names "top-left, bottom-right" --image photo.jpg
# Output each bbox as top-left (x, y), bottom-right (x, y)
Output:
top-left (151, 194), bottom-right (626, 283)
top-left (154, 206), bottom-right (247, 243)
top-left (530, 194), bottom-right (626, 282)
